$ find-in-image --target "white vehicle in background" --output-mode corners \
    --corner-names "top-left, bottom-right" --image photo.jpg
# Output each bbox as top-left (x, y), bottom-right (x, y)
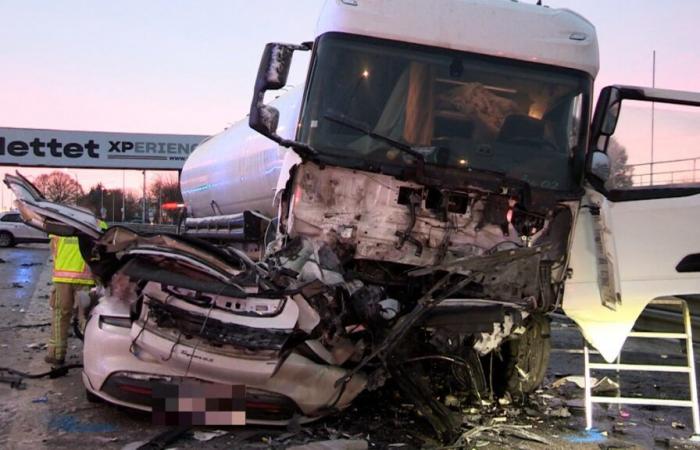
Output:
top-left (0, 210), bottom-right (49, 247)
top-left (4, 0), bottom-right (700, 441)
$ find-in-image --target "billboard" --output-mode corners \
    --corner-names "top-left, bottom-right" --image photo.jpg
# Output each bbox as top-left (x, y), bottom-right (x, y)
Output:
top-left (0, 127), bottom-right (208, 170)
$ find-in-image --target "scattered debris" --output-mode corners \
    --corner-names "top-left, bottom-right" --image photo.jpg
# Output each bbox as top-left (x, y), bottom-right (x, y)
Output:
top-left (671, 421), bottom-right (686, 429)
top-left (454, 424), bottom-right (551, 447)
top-left (32, 396), bottom-right (48, 403)
top-left (122, 426), bottom-right (190, 450)
top-left (192, 429), bottom-right (228, 442)
top-left (547, 406), bottom-right (572, 418)
top-left (26, 342), bottom-right (46, 350)
top-left (498, 393), bottom-right (512, 406)
top-left (0, 363), bottom-right (83, 390)
top-left (287, 439), bottom-right (369, 450)
top-left (593, 377), bottom-right (620, 394)
top-left (3, 322), bottom-right (51, 330)
top-left (444, 395), bottom-right (460, 408)
top-left (551, 375), bottom-right (619, 394)
top-left (0, 371), bottom-right (25, 389)
top-left (563, 429), bottom-right (608, 444)
top-left (552, 375), bottom-right (588, 389)
top-left (654, 437), bottom-right (700, 448)
top-left (597, 439), bottom-right (635, 449)
top-left (121, 441), bottom-right (148, 450)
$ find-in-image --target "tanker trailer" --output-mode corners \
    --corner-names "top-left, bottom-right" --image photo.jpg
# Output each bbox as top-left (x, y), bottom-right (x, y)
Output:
top-left (179, 87), bottom-right (303, 256)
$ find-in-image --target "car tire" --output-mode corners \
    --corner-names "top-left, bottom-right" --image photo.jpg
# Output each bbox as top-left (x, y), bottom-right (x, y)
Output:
top-left (494, 313), bottom-right (551, 397)
top-left (85, 389), bottom-right (103, 404)
top-left (0, 231), bottom-right (15, 248)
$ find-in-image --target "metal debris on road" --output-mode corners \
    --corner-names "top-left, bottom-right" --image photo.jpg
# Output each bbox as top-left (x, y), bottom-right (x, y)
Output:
top-left (287, 439), bottom-right (369, 450)
top-left (192, 429), bottom-right (228, 442)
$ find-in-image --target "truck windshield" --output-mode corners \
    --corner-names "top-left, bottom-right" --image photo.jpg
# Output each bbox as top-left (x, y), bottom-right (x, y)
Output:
top-left (299, 34), bottom-right (592, 192)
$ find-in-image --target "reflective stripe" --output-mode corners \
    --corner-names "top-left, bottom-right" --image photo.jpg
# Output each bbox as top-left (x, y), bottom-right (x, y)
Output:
top-left (53, 268), bottom-right (95, 285)
top-left (53, 277), bottom-right (94, 286)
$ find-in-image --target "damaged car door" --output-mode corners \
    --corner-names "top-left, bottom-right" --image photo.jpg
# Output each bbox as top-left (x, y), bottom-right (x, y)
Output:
top-left (564, 86), bottom-right (700, 362)
top-left (4, 172), bottom-right (104, 239)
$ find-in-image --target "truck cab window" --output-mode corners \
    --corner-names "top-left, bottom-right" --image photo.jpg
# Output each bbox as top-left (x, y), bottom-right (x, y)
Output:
top-left (603, 100), bottom-right (700, 190)
top-left (300, 33), bottom-right (592, 193)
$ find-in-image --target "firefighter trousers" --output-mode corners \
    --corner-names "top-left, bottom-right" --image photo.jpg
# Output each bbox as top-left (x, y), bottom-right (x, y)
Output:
top-left (47, 282), bottom-right (90, 361)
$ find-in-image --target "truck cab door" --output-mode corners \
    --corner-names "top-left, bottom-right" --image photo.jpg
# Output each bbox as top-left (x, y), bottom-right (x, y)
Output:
top-left (3, 172), bottom-right (103, 240)
top-left (564, 86), bottom-right (700, 362)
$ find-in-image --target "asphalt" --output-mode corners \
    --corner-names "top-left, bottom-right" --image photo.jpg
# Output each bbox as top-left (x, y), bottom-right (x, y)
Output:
top-left (1, 245), bottom-right (699, 449)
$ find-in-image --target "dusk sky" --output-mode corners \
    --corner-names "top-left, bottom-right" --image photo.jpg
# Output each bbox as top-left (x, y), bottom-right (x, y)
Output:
top-left (1, 0), bottom-right (699, 205)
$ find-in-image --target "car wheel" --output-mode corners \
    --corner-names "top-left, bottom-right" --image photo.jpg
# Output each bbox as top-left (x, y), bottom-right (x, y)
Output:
top-left (85, 389), bottom-right (103, 403)
top-left (493, 313), bottom-right (551, 397)
top-left (0, 231), bottom-right (14, 248)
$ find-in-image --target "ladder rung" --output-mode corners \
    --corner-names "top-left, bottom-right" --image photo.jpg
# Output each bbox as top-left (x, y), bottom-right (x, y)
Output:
top-left (627, 331), bottom-right (688, 339)
top-left (588, 363), bottom-right (690, 373)
top-left (552, 348), bottom-right (600, 354)
top-left (648, 298), bottom-right (687, 307)
top-left (590, 396), bottom-right (695, 408)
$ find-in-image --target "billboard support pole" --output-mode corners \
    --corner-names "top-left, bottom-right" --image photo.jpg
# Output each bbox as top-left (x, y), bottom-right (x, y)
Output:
top-left (142, 170), bottom-right (147, 223)
top-left (121, 170), bottom-right (126, 221)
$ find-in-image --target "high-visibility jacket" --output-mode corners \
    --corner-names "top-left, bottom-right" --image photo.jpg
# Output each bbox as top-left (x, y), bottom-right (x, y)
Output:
top-left (51, 220), bottom-right (108, 285)
top-left (52, 236), bottom-right (94, 285)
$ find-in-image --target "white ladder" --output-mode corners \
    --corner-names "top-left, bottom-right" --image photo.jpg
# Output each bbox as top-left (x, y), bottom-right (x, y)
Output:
top-left (583, 297), bottom-right (700, 440)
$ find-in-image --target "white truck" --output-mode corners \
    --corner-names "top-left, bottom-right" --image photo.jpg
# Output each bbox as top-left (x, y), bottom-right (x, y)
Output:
top-left (6, 0), bottom-right (700, 440)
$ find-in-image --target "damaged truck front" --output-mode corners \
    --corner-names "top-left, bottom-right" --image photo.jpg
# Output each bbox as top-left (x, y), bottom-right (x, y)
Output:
top-left (180, 0), bottom-right (599, 436)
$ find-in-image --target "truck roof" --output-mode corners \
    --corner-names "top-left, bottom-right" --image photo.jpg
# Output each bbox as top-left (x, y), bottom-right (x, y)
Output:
top-left (316, 0), bottom-right (599, 77)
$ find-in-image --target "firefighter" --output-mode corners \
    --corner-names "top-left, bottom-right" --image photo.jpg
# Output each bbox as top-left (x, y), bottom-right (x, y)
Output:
top-left (45, 219), bottom-right (107, 366)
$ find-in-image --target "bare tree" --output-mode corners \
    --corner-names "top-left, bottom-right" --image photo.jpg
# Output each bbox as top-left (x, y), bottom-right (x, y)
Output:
top-left (605, 137), bottom-right (634, 189)
top-left (78, 184), bottom-right (140, 222)
top-left (148, 174), bottom-right (182, 223)
top-left (34, 171), bottom-right (85, 204)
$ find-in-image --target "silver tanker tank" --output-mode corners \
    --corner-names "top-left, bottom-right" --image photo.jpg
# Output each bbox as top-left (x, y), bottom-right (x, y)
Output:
top-left (180, 87), bottom-right (303, 218)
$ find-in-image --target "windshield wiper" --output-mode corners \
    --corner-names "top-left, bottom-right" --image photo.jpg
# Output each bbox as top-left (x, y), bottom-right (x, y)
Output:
top-left (323, 110), bottom-right (427, 162)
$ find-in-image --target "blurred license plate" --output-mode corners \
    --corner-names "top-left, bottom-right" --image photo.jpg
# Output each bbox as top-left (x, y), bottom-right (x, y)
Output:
top-left (151, 382), bottom-right (246, 426)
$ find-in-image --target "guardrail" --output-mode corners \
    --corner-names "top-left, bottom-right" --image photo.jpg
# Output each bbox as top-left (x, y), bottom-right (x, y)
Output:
top-left (628, 157), bottom-right (700, 186)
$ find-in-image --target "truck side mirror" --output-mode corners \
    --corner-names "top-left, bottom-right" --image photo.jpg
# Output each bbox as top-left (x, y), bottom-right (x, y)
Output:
top-left (249, 42), bottom-right (311, 142)
top-left (597, 86), bottom-right (622, 137)
top-left (600, 101), bottom-right (621, 136)
top-left (587, 150), bottom-right (611, 184)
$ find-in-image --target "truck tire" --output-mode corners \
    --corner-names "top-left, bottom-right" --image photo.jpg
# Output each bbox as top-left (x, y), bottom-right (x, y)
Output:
top-left (0, 231), bottom-right (15, 248)
top-left (495, 313), bottom-right (551, 397)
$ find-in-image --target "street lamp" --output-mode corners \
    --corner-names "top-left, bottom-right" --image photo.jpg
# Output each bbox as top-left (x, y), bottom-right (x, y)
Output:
top-left (111, 189), bottom-right (116, 222)
top-left (99, 185), bottom-right (104, 219)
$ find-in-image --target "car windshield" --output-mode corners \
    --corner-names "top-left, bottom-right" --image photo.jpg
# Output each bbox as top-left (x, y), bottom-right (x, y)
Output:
top-left (299, 34), bottom-right (592, 192)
